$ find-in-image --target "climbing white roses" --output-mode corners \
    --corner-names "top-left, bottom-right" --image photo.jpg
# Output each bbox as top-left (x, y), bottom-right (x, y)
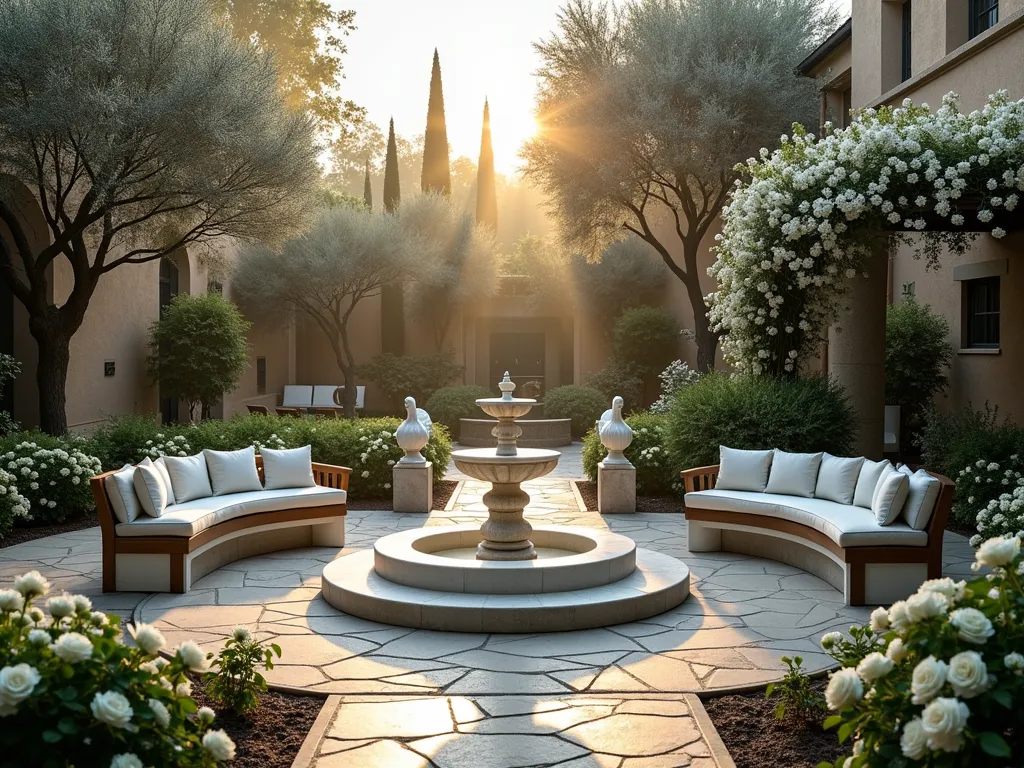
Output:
top-left (821, 534), bottom-right (1023, 765)
top-left (710, 91), bottom-right (1024, 375)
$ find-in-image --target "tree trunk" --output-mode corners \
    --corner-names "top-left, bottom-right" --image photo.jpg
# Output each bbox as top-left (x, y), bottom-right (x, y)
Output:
top-left (29, 310), bottom-right (71, 435)
top-left (680, 267), bottom-right (718, 374)
top-left (340, 366), bottom-right (357, 419)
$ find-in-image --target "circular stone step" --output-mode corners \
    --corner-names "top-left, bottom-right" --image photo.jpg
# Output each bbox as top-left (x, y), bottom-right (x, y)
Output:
top-left (374, 525), bottom-right (637, 595)
top-left (321, 548), bottom-right (690, 633)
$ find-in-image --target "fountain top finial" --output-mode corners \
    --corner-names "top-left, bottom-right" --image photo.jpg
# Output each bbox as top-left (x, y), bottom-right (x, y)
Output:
top-left (498, 371), bottom-right (516, 401)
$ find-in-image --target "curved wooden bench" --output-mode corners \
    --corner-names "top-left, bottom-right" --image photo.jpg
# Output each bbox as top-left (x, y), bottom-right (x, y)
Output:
top-left (681, 464), bottom-right (954, 606)
top-left (91, 457), bottom-right (351, 594)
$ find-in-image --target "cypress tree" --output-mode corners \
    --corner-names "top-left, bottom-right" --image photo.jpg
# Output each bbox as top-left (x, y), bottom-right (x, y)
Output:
top-left (383, 117), bottom-right (400, 213)
top-left (420, 49), bottom-right (451, 195)
top-left (363, 159), bottom-right (373, 211)
top-left (475, 98), bottom-right (497, 230)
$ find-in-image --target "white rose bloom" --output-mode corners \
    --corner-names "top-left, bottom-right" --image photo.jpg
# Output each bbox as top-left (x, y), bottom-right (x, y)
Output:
top-left (177, 641), bottom-right (208, 671)
top-left (919, 577), bottom-right (965, 601)
top-left (900, 718), bottom-right (928, 760)
top-left (72, 595), bottom-right (92, 614)
top-left (27, 629), bottom-right (50, 646)
top-left (46, 595), bottom-right (75, 619)
top-left (202, 729), bottom-right (237, 761)
top-left (13, 570), bottom-right (50, 598)
top-left (52, 632), bottom-right (94, 663)
top-left (91, 691), bottom-right (133, 729)
top-left (886, 637), bottom-right (908, 663)
top-left (947, 651), bottom-right (990, 698)
top-left (949, 608), bottom-right (995, 645)
top-left (0, 590), bottom-right (24, 613)
top-left (888, 600), bottom-right (911, 631)
top-left (820, 631), bottom-right (843, 650)
top-left (911, 656), bottom-right (948, 705)
top-left (905, 590), bottom-right (949, 623)
top-left (0, 664), bottom-right (41, 707)
top-left (90, 611), bottom-right (109, 627)
top-left (131, 623), bottom-right (166, 655)
top-left (856, 652), bottom-right (894, 682)
top-left (198, 706), bottom-right (216, 724)
top-left (825, 668), bottom-right (863, 711)
top-left (110, 755), bottom-right (143, 768)
top-left (1004, 652), bottom-right (1024, 671)
top-left (148, 698), bottom-right (171, 728)
top-left (869, 606), bottom-right (889, 632)
top-left (921, 697), bottom-right (970, 752)
top-left (176, 680), bottom-right (193, 698)
top-left (977, 536), bottom-right (1020, 567)
top-left (232, 626), bottom-right (252, 644)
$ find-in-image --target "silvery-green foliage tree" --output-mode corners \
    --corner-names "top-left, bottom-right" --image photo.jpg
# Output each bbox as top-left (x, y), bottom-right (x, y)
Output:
top-left (401, 193), bottom-right (497, 353)
top-left (0, 0), bottom-right (318, 435)
top-left (232, 206), bottom-right (418, 417)
top-left (523, 0), bottom-right (835, 372)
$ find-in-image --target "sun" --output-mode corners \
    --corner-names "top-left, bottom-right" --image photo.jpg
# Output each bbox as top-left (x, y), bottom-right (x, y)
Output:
top-left (490, 109), bottom-right (539, 177)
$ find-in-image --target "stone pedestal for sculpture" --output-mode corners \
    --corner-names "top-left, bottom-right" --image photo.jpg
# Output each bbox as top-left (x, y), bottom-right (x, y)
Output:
top-left (393, 461), bottom-right (433, 513)
top-left (598, 461), bottom-right (636, 514)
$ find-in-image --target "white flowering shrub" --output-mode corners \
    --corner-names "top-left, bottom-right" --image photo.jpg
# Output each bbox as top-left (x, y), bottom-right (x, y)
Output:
top-left (0, 466), bottom-right (31, 539)
top-left (1, 438), bottom-right (101, 524)
top-left (973, 466), bottom-right (1024, 546)
top-left (648, 360), bottom-right (702, 414)
top-left (955, 456), bottom-right (1022, 536)
top-left (582, 412), bottom-right (678, 495)
top-left (818, 535), bottom-right (1024, 766)
top-left (0, 570), bottom-right (234, 765)
top-left (711, 92), bottom-right (1024, 376)
top-left (142, 433), bottom-right (192, 460)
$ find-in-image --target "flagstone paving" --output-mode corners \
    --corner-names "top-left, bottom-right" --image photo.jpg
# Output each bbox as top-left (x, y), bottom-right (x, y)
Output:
top-left (0, 449), bottom-right (977, 767)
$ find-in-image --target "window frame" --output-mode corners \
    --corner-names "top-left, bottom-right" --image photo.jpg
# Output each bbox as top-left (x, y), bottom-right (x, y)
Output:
top-left (969, 0), bottom-right (999, 39)
top-left (256, 356), bottom-right (267, 395)
top-left (963, 276), bottom-right (1000, 349)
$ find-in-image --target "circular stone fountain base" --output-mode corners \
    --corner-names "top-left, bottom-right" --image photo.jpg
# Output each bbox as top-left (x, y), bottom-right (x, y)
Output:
top-left (322, 527), bottom-right (690, 633)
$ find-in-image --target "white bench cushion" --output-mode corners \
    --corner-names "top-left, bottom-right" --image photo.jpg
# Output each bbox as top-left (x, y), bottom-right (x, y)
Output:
top-left (765, 450), bottom-right (823, 498)
top-left (684, 489), bottom-right (928, 548)
top-left (115, 485), bottom-right (347, 538)
top-left (717, 447), bottom-right (774, 492)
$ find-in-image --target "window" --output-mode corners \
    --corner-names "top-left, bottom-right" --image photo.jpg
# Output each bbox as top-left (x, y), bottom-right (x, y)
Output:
top-left (970, 0), bottom-right (998, 39)
top-left (964, 277), bottom-right (1000, 348)
top-left (901, 1), bottom-right (912, 82)
top-left (256, 357), bottom-right (267, 395)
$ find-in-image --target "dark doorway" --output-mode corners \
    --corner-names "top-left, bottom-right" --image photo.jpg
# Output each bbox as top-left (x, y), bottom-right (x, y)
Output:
top-left (158, 258), bottom-right (179, 424)
top-left (0, 276), bottom-right (13, 419)
top-left (490, 332), bottom-right (545, 392)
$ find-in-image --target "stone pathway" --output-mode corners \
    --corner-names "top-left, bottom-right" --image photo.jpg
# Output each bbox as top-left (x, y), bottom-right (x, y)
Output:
top-left (0, 465), bottom-right (976, 768)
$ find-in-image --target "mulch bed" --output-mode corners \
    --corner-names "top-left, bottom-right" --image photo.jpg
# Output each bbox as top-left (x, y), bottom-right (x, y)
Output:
top-left (0, 510), bottom-right (99, 549)
top-left (351, 479), bottom-right (460, 511)
top-left (703, 679), bottom-right (845, 768)
top-left (573, 480), bottom-right (682, 514)
top-left (190, 677), bottom-right (324, 768)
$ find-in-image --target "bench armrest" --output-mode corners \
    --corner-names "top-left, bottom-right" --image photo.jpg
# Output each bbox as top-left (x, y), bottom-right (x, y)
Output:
top-left (680, 464), bottom-right (719, 493)
top-left (312, 462), bottom-right (352, 492)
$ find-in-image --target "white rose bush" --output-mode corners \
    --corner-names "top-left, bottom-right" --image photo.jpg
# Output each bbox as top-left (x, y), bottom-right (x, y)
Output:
top-left (710, 91), bottom-right (1024, 376)
top-left (817, 536), bottom-right (1023, 767)
top-left (0, 571), bottom-right (235, 766)
top-left (968, 456), bottom-right (1024, 545)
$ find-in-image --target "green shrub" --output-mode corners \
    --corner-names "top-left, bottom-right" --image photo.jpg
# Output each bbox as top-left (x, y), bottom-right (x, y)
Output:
top-left (585, 362), bottom-right (644, 415)
top-left (424, 386), bottom-right (491, 437)
top-left (205, 626), bottom-right (280, 715)
top-left (582, 411), bottom-right (677, 495)
top-left (542, 386), bottom-right (607, 438)
top-left (612, 306), bottom-right (679, 376)
top-left (918, 403), bottom-right (1024, 480)
top-left (356, 353), bottom-right (464, 412)
top-left (0, 431), bottom-right (101, 524)
top-left (146, 292), bottom-right (251, 421)
top-left (0, 353), bottom-right (20, 436)
top-left (664, 374), bottom-right (856, 471)
top-left (886, 299), bottom-right (954, 453)
top-left (84, 414), bottom-right (452, 500)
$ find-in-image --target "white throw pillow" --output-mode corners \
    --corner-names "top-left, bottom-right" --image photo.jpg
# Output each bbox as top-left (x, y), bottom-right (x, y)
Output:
top-left (715, 446), bottom-right (774, 493)
top-left (814, 454), bottom-right (864, 505)
top-left (765, 450), bottom-right (824, 498)
top-left (153, 456), bottom-right (177, 506)
top-left (261, 445), bottom-right (316, 490)
top-left (133, 462), bottom-right (168, 518)
top-left (899, 465), bottom-right (942, 531)
top-left (103, 464), bottom-right (143, 524)
top-left (163, 453), bottom-right (214, 503)
top-left (853, 459), bottom-right (891, 509)
top-left (872, 466), bottom-right (910, 525)
top-left (203, 447), bottom-right (263, 496)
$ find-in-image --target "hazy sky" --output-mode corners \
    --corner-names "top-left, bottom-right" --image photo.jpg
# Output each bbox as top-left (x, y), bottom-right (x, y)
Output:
top-left (334, 0), bottom-right (853, 176)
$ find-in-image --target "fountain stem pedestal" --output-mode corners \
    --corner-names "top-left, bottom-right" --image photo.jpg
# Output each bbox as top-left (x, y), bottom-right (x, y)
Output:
top-left (478, 482), bottom-right (535, 560)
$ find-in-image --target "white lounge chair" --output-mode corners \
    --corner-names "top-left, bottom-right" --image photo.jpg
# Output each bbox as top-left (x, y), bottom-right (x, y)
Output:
top-left (282, 385), bottom-right (313, 409)
top-left (312, 385), bottom-right (365, 410)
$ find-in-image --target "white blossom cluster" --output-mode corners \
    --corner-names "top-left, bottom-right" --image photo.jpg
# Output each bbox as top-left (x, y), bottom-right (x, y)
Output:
top-left (954, 456), bottom-right (1024, 545)
top-left (0, 467), bottom-right (31, 528)
top-left (2, 442), bottom-right (101, 520)
top-left (710, 91), bottom-right (1024, 375)
top-left (142, 433), bottom-right (190, 459)
top-left (357, 428), bottom-right (400, 491)
top-left (250, 433), bottom-right (286, 453)
top-left (649, 360), bottom-right (702, 414)
top-left (822, 535), bottom-right (1023, 764)
top-left (974, 477), bottom-right (1024, 545)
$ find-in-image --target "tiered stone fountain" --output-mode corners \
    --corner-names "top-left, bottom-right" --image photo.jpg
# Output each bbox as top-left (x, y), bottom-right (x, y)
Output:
top-left (321, 374), bottom-right (690, 632)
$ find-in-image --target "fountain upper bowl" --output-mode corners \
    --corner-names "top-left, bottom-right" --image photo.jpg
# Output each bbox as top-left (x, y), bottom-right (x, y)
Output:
top-left (475, 396), bottom-right (536, 419)
top-left (452, 447), bottom-right (560, 483)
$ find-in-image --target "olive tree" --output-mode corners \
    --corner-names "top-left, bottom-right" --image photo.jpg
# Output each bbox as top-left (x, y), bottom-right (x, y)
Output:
top-left (0, 0), bottom-right (319, 434)
top-left (233, 206), bottom-right (417, 417)
top-left (146, 293), bottom-right (251, 422)
top-left (523, 0), bottom-right (835, 372)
